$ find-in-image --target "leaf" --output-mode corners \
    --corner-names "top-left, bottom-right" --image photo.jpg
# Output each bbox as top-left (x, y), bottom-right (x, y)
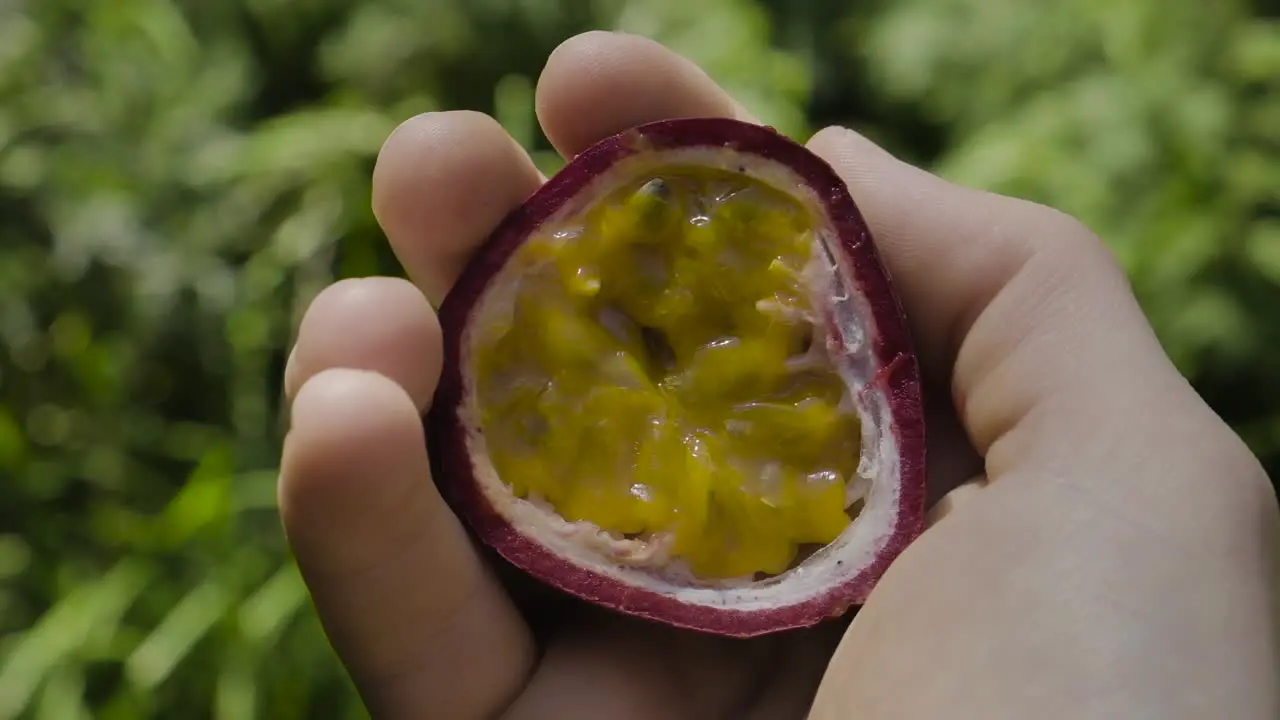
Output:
top-left (1230, 19), bottom-right (1280, 84)
top-left (0, 406), bottom-right (26, 470)
top-left (0, 561), bottom-right (151, 719)
top-left (191, 107), bottom-right (398, 184)
top-left (494, 73), bottom-right (536, 150)
top-left (238, 564), bottom-right (307, 645)
top-left (125, 576), bottom-right (233, 691)
top-left (35, 665), bottom-right (90, 720)
top-left (214, 651), bottom-right (257, 720)
top-left (1245, 220), bottom-right (1280, 286)
top-left (156, 445), bottom-right (233, 548)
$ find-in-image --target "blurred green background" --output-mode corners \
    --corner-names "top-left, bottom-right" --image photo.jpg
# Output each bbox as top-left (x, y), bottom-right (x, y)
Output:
top-left (1, 0), bottom-right (1277, 717)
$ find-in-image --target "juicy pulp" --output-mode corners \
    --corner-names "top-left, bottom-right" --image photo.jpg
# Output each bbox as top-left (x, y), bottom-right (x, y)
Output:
top-left (469, 167), bottom-right (863, 580)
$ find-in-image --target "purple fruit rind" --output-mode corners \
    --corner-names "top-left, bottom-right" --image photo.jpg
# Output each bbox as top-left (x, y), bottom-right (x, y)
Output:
top-left (430, 117), bottom-right (927, 638)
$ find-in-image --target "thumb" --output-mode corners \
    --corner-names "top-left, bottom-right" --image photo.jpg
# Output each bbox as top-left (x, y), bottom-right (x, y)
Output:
top-left (806, 127), bottom-right (1263, 497)
top-left (804, 126), bottom-right (1278, 720)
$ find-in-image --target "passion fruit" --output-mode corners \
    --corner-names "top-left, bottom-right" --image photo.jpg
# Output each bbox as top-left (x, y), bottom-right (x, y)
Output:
top-left (430, 118), bottom-right (926, 638)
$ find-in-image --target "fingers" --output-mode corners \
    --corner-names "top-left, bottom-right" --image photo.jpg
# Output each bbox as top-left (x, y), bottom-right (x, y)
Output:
top-left (536, 31), bottom-right (754, 158)
top-left (372, 111), bottom-right (543, 306)
top-left (283, 277), bottom-right (440, 408)
top-left (921, 385), bottom-right (985, 508)
top-left (375, 32), bottom-right (758, 310)
top-left (924, 474), bottom-right (990, 530)
top-left (738, 626), bottom-right (845, 720)
top-left (279, 280), bottom-right (533, 718)
top-left (504, 616), bottom-right (841, 720)
top-left (805, 128), bottom-right (1199, 463)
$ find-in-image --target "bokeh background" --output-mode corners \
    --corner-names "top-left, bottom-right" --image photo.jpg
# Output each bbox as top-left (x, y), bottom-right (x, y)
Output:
top-left (1, 0), bottom-right (1277, 717)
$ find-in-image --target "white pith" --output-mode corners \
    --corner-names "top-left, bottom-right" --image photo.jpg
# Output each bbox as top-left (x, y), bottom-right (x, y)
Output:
top-left (458, 147), bottom-right (903, 611)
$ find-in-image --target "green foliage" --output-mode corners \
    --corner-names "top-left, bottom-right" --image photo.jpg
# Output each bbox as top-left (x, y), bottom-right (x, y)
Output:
top-left (851, 0), bottom-right (1280, 463)
top-left (0, 0), bottom-right (1275, 716)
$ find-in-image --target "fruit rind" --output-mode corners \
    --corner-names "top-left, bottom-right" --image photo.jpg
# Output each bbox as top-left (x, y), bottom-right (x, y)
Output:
top-left (430, 117), bottom-right (926, 638)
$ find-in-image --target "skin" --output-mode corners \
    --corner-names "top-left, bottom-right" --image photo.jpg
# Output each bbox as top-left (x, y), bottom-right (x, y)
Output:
top-left (278, 31), bottom-right (1280, 719)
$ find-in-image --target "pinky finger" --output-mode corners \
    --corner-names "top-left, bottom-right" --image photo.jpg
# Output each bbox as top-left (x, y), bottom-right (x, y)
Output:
top-left (281, 369), bottom-right (534, 718)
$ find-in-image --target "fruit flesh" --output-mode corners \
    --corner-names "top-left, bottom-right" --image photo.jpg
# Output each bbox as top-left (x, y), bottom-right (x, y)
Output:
top-left (470, 167), bottom-right (862, 580)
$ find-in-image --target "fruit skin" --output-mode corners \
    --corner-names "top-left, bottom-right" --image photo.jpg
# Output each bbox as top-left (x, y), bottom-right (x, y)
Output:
top-left (429, 117), bottom-right (926, 638)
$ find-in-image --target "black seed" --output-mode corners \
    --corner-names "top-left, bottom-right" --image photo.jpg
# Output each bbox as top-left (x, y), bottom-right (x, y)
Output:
top-left (640, 325), bottom-right (677, 373)
top-left (796, 325), bottom-right (815, 355)
top-left (638, 177), bottom-right (670, 201)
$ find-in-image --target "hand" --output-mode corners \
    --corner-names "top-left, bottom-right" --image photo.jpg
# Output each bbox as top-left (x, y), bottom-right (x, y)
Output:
top-left (278, 32), bottom-right (1280, 719)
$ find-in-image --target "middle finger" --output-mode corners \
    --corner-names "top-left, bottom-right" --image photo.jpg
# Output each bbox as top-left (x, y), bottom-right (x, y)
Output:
top-left (372, 110), bottom-right (543, 306)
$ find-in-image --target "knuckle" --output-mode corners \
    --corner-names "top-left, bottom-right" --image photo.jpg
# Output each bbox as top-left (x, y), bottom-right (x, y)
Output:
top-left (1010, 198), bottom-right (1125, 278)
top-left (1020, 199), bottom-right (1099, 248)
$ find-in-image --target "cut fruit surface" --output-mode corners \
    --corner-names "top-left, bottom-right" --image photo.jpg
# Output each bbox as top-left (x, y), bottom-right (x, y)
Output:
top-left (473, 169), bottom-right (861, 580)
top-left (431, 118), bottom-right (926, 637)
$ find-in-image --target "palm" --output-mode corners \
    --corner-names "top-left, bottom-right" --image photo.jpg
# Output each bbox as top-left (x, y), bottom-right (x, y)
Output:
top-left (501, 602), bottom-right (842, 719)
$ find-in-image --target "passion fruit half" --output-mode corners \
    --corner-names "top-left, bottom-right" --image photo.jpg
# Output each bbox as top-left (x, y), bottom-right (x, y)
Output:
top-left (430, 118), bottom-right (926, 638)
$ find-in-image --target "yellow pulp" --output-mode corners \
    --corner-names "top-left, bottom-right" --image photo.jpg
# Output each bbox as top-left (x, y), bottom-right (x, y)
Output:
top-left (472, 168), bottom-right (860, 579)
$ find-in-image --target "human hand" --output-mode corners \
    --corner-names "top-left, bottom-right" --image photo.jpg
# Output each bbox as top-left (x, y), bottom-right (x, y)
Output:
top-left (278, 31), bottom-right (1280, 719)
